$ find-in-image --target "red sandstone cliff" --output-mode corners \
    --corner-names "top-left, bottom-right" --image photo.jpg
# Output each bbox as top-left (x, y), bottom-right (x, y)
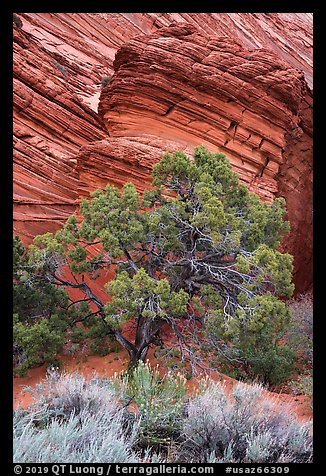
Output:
top-left (13, 13), bottom-right (312, 293)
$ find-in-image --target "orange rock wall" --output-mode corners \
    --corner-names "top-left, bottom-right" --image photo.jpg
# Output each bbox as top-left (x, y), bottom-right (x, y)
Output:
top-left (13, 19), bottom-right (108, 240)
top-left (13, 13), bottom-right (312, 293)
top-left (98, 22), bottom-right (313, 294)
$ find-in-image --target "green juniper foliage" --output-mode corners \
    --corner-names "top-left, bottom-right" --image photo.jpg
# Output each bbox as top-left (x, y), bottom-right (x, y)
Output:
top-left (100, 75), bottom-right (112, 88)
top-left (13, 237), bottom-right (106, 375)
top-left (21, 146), bottom-right (295, 381)
top-left (13, 237), bottom-right (70, 375)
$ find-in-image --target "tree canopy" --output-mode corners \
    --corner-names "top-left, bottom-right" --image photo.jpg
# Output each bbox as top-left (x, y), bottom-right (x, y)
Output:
top-left (16, 146), bottom-right (295, 382)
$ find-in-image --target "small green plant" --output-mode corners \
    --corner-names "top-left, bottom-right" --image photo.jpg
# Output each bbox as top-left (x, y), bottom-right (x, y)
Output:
top-left (242, 341), bottom-right (296, 387)
top-left (100, 75), bottom-right (111, 88)
top-left (13, 13), bottom-right (23, 28)
top-left (184, 369), bottom-right (193, 381)
top-left (14, 314), bottom-right (66, 377)
top-left (88, 340), bottom-right (110, 356)
top-left (115, 361), bottom-right (187, 448)
top-left (85, 320), bottom-right (116, 356)
top-left (53, 61), bottom-right (68, 77)
top-left (290, 372), bottom-right (313, 410)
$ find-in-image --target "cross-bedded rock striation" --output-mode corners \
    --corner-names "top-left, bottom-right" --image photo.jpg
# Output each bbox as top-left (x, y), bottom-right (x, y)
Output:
top-left (13, 13), bottom-right (312, 293)
top-left (97, 22), bottom-right (312, 292)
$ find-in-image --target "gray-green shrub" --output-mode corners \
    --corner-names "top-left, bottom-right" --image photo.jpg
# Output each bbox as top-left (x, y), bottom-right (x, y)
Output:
top-left (100, 75), bottom-right (111, 88)
top-left (14, 370), bottom-right (139, 463)
top-left (23, 369), bottom-right (117, 418)
top-left (287, 292), bottom-right (313, 366)
top-left (179, 380), bottom-right (312, 463)
top-left (13, 407), bottom-right (138, 463)
top-left (13, 369), bottom-right (313, 463)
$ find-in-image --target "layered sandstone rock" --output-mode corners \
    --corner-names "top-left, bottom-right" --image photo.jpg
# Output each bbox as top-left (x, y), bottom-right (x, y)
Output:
top-left (78, 135), bottom-right (195, 198)
top-left (14, 12), bottom-right (312, 122)
top-left (13, 20), bottom-right (107, 241)
top-left (97, 22), bottom-right (312, 293)
top-left (13, 13), bottom-right (312, 293)
top-left (100, 23), bottom-right (306, 198)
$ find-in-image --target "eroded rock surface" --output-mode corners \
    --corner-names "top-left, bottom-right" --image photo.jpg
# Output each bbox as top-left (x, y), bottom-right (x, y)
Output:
top-left (98, 22), bottom-right (313, 293)
top-left (13, 13), bottom-right (312, 293)
top-left (13, 21), bottom-right (107, 240)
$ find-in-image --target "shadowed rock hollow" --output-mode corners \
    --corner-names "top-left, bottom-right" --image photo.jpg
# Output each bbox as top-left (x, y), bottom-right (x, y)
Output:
top-left (13, 13), bottom-right (312, 294)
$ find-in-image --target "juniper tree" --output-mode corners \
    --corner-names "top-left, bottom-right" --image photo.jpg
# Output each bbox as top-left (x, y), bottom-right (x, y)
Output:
top-left (25, 146), bottom-right (294, 374)
top-left (13, 237), bottom-right (70, 374)
top-left (13, 237), bottom-right (105, 375)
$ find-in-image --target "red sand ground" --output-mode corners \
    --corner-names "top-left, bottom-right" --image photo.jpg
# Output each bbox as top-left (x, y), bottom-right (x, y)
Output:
top-left (13, 347), bottom-right (312, 423)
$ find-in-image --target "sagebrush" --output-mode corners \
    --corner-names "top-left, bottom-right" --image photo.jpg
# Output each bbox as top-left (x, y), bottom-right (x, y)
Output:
top-left (13, 371), bottom-right (137, 463)
top-left (179, 380), bottom-right (313, 463)
top-left (14, 368), bottom-right (312, 463)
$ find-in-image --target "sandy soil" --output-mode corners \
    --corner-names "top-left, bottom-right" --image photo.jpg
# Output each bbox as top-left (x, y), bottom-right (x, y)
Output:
top-left (13, 347), bottom-right (312, 424)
